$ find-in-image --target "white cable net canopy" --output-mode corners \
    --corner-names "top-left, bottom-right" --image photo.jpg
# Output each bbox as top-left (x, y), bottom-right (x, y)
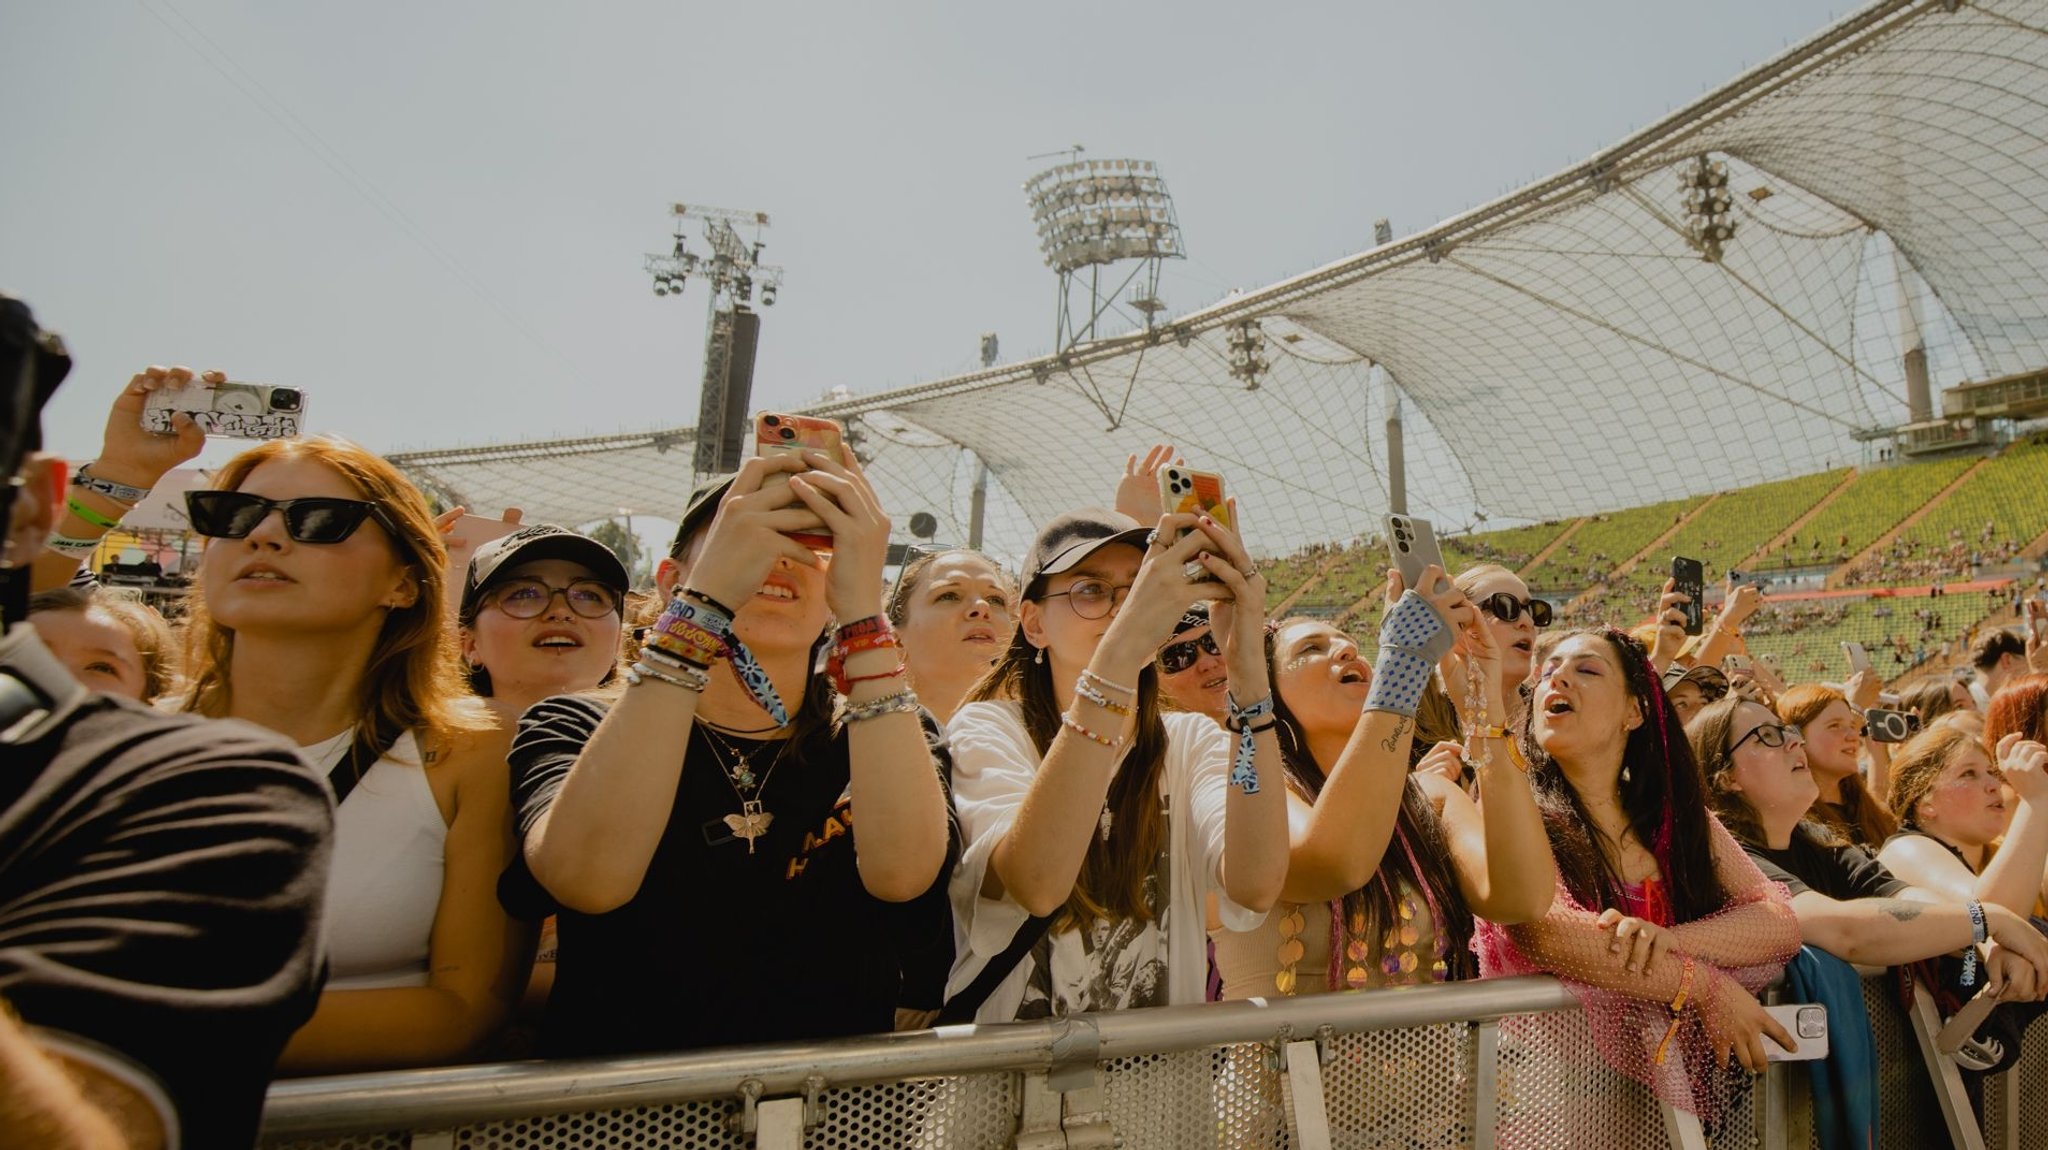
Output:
top-left (390, 0), bottom-right (2048, 565)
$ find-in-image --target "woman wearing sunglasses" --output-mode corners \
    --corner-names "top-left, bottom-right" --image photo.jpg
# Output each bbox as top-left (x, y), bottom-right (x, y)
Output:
top-left (457, 525), bottom-right (629, 728)
top-left (1211, 568), bottom-right (1553, 1001)
top-left (1693, 697), bottom-right (2048, 991)
top-left (944, 508), bottom-right (1287, 1024)
top-left (886, 547), bottom-right (1016, 727)
top-left (178, 437), bottom-right (527, 1075)
top-left (1153, 603), bottom-right (1231, 723)
top-left (1478, 627), bottom-right (1800, 1125)
top-left (1413, 565), bottom-right (1550, 784)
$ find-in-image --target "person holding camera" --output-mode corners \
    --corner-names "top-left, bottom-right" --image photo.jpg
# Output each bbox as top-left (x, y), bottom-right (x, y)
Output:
top-left (943, 507), bottom-right (1287, 1022)
top-left (499, 450), bottom-right (955, 1056)
top-left (0, 297), bottom-right (332, 1148)
top-left (1210, 569), bottom-right (1554, 998)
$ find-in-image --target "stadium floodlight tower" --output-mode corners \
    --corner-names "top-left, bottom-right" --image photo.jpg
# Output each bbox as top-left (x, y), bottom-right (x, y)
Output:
top-left (1024, 154), bottom-right (1186, 354)
top-left (643, 203), bottom-right (786, 475)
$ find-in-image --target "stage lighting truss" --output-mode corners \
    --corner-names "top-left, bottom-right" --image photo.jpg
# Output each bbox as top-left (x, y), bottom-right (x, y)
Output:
top-left (1025, 159), bottom-right (1185, 274)
top-left (1680, 154), bottom-right (1738, 263)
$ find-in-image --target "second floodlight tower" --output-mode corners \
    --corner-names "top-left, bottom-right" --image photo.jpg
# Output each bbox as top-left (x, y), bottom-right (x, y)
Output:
top-left (1025, 158), bottom-right (1186, 354)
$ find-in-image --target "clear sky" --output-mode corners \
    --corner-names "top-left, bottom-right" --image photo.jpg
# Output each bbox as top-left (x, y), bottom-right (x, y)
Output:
top-left (7, 1), bottom-right (1851, 476)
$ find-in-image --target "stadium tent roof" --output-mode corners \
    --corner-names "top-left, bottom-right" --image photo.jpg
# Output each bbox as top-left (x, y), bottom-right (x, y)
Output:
top-left (391, 0), bottom-right (2048, 564)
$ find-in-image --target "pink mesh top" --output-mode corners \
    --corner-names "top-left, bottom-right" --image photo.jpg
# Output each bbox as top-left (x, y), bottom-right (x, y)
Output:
top-left (1475, 812), bottom-right (1798, 1120)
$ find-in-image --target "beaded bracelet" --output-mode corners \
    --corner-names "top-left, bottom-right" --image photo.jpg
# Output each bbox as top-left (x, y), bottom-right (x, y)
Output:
top-left (1080, 667), bottom-right (1137, 698)
top-left (1061, 710), bottom-right (1126, 749)
top-left (844, 688), bottom-right (919, 723)
top-left (627, 659), bottom-right (710, 693)
top-left (1074, 675), bottom-right (1133, 716)
top-left (65, 497), bottom-right (122, 531)
top-left (71, 464), bottom-right (150, 505)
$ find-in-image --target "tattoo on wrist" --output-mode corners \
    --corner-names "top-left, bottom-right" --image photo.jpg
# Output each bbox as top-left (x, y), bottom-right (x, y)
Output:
top-left (1381, 715), bottom-right (1413, 753)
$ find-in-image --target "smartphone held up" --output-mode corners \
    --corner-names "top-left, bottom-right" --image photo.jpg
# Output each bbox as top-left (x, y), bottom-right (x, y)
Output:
top-left (1670, 556), bottom-right (1705, 637)
top-left (1386, 514), bottom-right (1451, 596)
top-left (753, 411), bottom-right (844, 552)
top-left (141, 379), bottom-right (305, 440)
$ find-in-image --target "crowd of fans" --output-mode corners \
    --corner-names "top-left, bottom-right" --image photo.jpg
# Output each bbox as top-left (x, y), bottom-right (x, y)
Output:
top-left (7, 297), bottom-right (2048, 1149)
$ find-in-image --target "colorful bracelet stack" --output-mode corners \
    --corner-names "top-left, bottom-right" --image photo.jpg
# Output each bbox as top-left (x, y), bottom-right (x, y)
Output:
top-left (827, 615), bottom-right (905, 694)
top-left (1063, 667), bottom-right (1134, 749)
top-left (646, 589), bottom-right (789, 726)
top-left (1224, 691), bottom-right (1275, 795)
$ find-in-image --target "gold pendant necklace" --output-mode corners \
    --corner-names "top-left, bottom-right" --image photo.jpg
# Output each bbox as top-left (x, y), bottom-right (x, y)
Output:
top-left (700, 725), bottom-right (794, 855)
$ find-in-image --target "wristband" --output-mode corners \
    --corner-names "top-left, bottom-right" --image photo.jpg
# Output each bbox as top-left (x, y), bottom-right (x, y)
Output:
top-left (835, 614), bottom-right (891, 641)
top-left (1962, 900), bottom-right (1988, 988)
top-left (682, 587), bottom-right (739, 619)
top-left (44, 533), bottom-right (103, 558)
top-left (71, 465), bottom-right (150, 505)
top-left (639, 641), bottom-right (711, 673)
top-left (64, 498), bottom-right (122, 531)
top-left (1653, 957), bottom-right (1697, 1066)
top-left (626, 659), bottom-right (709, 693)
top-left (1363, 591), bottom-right (1455, 718)
top-left (1225, 691), bottom-right (1275, 795)
top-left (827, 618), bottom-right (901, 693)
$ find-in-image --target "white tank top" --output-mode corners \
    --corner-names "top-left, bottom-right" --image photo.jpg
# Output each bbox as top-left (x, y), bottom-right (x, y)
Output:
top-left (306, 729), bottom-right (447, 989)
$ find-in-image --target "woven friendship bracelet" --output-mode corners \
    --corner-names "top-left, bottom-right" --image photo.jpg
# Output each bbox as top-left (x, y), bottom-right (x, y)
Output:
top-left (1362, 591), bottom-right (1456, 718)
top-left (1225, 691), bottom-right (1275, 795)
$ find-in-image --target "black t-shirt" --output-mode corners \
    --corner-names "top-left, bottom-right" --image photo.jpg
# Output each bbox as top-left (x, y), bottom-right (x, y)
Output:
top-left (497, 694), bottom-right (959, 1058)
top-left (1742, 825), bottom-right (1910, 901)
top-left (0, 626), bottom-right (332, 1149)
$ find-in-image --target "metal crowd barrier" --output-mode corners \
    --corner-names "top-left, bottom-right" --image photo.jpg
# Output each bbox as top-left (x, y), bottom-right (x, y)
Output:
top-left (258, 972), bottom-right (2041, 1150)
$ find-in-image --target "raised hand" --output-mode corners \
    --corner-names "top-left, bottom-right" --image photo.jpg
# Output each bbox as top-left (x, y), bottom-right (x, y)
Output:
top-left (1113, 443), bottom-right (1181, 525)
top-left (786, 444), bottom-right (893, 622)
top-left (681, 455), bottom-right (826, 609)
top-left (94, 366), bottom-right (213, 488)
top-left (1647, 579), bottom-right (1690, 672)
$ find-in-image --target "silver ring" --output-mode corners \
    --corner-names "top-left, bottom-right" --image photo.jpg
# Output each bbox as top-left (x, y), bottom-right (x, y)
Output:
top-left (1144, 529), bottom-right (1159, 549)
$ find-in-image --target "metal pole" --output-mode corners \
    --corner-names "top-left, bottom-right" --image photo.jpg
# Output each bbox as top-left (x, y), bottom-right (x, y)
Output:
top-left (968, 459), bottom-right (989, 551)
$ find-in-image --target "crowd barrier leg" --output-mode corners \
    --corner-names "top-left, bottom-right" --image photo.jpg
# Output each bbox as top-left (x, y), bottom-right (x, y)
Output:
top-left (1015, 1069), bottom-right (1117, 1150)
top-left (1470, 1018), bottom-right (1500, 1150)
top-left (1277, 1037), bottom-right (1332, 1150)
top-left (1904, 976), bottom-right (1986, 1150)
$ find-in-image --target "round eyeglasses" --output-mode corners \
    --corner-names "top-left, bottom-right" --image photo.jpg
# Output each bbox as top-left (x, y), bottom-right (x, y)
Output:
top-left (488, 577), bottom-right (621, 620)
top-left (1729, 722), bottom-right (1803, 755)
top-left (1038, 577), bottom-right (1133, 621)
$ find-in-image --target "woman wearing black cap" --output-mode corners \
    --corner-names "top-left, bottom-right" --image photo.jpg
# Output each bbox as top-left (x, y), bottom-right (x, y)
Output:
top-left (458, 524), bottom-right (629, 728)
top-left (500, 449), bottom-right (955, 1055)
top-left (944, 506), bottom-right (1288, 1023)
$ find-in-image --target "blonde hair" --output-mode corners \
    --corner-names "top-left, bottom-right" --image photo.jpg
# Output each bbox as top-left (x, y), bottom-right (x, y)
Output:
top-left (1884, 725), bottom-right (1981, 833)
top-left (181, 436), bottom-right (485, 755)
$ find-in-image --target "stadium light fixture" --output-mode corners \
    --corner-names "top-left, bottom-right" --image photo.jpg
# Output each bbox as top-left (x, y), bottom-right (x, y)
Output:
top-left (1680, 154), bottom-right (1738, 262)
top-left (1025, 156), bottom-right (1187, 352)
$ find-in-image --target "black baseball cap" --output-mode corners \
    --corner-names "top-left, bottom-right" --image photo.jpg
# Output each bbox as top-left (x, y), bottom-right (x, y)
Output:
top-left (669, 475), bottom-right (736, 557)
top-left (1021, 508), bottom-right (1152, 597)
top-left (461, 524), bottom-right (630, 622)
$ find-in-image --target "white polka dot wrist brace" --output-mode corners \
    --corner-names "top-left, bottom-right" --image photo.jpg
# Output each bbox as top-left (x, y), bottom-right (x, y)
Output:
top-left (1364, 590), bottom-right (1455, 718)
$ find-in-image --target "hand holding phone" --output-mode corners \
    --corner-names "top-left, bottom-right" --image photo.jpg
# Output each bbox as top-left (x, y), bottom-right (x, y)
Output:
top-left (1670, 557), bottom-right (1705, 637)
top-left (1864, 707), bottom-right (1921, 743)
top-left (1386, 514), bottom-right (1451, 596)
top-left (1761, 1003), bottom-right (1829, 1062)
top-left (141, 379), bottom-right (305, 440)
top-left (1842, 641), bottom-right (1871, 675)
top-left (754, 412), bottom-right (845, 551)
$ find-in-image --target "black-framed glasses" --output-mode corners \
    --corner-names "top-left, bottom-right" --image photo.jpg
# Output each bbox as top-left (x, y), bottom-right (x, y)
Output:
top-left (488, 577), bottom-right (621, 620)
top-left (1478, 592), bottom-right (1553, 628)
top-left (1039, 577), bottom-right (1132, 620)
top-left (1158, 630), bottom-right (1221, 674)
top-left (1729, 722), bottom-right (1803, 755)
top-left (186, 490), bottom-right (400, 545)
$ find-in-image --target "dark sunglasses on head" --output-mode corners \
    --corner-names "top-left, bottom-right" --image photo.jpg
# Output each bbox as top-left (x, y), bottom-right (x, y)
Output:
top-left (1478, 592), bottom-right (1553, 628)
top-left (186, 490), bottom-right (401, 545)
top-left (1157, 630), bottom-right (1221, 674)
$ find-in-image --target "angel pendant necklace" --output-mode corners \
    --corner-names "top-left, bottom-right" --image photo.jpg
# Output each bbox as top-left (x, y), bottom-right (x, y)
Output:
top-left (700, 723), bottom-right (794, 854)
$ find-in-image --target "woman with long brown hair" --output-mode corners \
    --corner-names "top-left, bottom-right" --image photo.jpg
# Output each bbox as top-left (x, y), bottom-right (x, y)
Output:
top-left (1776, 682), bottom-right (1895, 847)
top-left (1477, 627), bottom-right (1800, 1123)
top-left (945, 507), bottom-right (1287, 1022)
top-left (179, 436), bottom-right (527, 1073)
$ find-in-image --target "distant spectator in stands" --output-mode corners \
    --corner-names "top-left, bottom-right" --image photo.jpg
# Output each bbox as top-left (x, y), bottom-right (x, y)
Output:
top-left (887, 546), bottom-right (1017, 726)
top-left (1970, 628), bottom-right (2029, 710)
top-left (27, 585), bottom-right (176, 702)
top-left (458, 525), bottom-right (628, 727)
top-left (1882, 727), bottom-right (2048, 922)
top-left (1778, 682), bottom-right (1895, 847)
top-left (176, 437), bottom-right (528, 1075)
top-left (1478, 627), bottom-right (1799, 1120)
top-left (1152, 602), bottom-right (1230, 723)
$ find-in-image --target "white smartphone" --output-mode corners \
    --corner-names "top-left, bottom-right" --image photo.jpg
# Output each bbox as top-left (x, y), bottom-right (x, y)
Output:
top-left (1762, 1003), bottom-right (1829, 1062)
top-left (141, 379), bottom-right (305, 440)
top-left (1842, 641), bottom-right (1871, 675)
top-left (1385, 513), bottom-right (1451, 596)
